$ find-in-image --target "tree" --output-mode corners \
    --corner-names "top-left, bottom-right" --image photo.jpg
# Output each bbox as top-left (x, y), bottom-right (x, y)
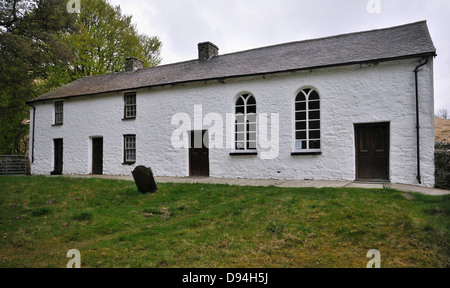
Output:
top-left (437, 109), bottom-right (448, 120)
top-left (0, 0), bottom-right (37, 29)
top-left (0, 0), bottom-right (77, 155)
top-left (51, 0), bottom-right (162, 84)
top-left (0, 0), bottom-right (163, 155)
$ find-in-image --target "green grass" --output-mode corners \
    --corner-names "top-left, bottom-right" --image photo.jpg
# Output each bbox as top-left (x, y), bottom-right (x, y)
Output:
top-left (0, 176), bottom-right (449, 268)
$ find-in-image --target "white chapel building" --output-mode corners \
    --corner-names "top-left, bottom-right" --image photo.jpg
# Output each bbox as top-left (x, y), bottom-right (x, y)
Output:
top-left (27, 21), bottom-right (437, 187)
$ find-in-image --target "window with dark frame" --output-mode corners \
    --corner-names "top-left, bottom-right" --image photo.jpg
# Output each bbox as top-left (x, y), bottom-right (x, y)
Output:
top-left (124, 135), bottom-right (136, 164)
top-left (55, 101), bottom-right (64, 125)
top-left (124, 92), bottom-right (137, 119)
top-left (235, 94), bottom-right (257, 151)
top-left (295, 89), bottom-right (321, 152)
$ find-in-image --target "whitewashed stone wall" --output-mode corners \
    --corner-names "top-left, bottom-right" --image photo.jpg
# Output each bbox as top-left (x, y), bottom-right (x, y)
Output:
top-left (29, 58), bottom-right (435, 187)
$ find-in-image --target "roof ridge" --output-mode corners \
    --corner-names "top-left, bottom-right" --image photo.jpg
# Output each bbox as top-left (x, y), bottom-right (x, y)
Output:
top-left (214, 21), bottom-right (429, 58)
top-left (79, 21), bottom-right (430, 78)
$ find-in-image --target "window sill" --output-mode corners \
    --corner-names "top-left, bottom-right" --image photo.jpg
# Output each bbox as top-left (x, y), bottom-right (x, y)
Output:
top-left (291, 151), bottom-right (322, 156)
top-left (122, 162), bottom-right (136, 166)
top-left (52, 123), bottom-right (63, 127)
top-left (122, 117), bottom-right (136, 121)
top-left (230, 151), bottom-right (258, 156)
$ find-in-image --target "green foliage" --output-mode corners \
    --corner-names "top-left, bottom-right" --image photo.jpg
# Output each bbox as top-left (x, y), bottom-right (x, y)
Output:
top-left (0, 0), bottom-right (77, 154)
top-left (54, 0), bottom-right (162, 83)
top-left (0, 0), bottom-right (162, 155)
top-left (435, 150), bottom-right (450, 189)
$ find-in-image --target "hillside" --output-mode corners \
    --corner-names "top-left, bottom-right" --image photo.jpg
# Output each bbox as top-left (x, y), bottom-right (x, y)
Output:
top-left (435, 117), bottom-right (450, 143)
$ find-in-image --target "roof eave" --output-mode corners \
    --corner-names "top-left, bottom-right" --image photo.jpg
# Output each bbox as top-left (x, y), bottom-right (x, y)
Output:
top-left (26, 51), bottom-right (436, 105)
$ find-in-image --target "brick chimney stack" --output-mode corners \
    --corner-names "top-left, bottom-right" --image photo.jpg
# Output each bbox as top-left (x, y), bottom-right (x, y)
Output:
top-left (198, 42), bottom-right (219, 61)
top-left (125, 57), bottom-right (144, 71)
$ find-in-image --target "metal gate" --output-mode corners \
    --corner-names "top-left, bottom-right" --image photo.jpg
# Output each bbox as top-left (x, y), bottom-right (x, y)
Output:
top-left (0, 155), bottom-right (27, 175)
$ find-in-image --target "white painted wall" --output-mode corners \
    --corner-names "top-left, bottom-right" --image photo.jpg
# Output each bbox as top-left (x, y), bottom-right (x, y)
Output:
top-left (29, 58), bottom-right (435, 187)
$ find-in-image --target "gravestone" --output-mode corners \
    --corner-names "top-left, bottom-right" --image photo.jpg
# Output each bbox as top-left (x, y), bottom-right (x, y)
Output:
top-left (132, 166), bottom-right (158, 194)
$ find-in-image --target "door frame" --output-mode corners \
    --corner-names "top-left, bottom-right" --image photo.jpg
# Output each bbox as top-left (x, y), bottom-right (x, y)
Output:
top-left (189, 130), bottom-right (210, 177)
top-left (51, 138), bottom-right (63, 175)
top-left (92, 137), bottom-right (103, 175)
top-left (354, 122), bottom-right (390, 181)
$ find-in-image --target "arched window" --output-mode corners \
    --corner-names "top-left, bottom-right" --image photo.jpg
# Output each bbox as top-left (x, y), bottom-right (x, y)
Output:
top-left (235, 94), bottom-right (257, 151)
top-left (295, 89), bottom-right (321, 151)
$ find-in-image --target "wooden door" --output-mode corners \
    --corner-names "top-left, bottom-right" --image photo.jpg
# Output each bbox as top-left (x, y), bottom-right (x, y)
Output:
top-left (52, 139), bottom-right (63, 175)
top-left (92, 138), bottom-right (103, 175)
top-left (189, 130), bottom-right (210, 177)
top-left (355, 123), bottom-right (389, 181)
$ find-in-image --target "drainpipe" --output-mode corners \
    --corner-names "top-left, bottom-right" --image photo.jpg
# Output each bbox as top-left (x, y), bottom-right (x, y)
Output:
top-left (29, 104), bottom-right (36, 163)
top-left (414, 57), bottom-right (429, 184)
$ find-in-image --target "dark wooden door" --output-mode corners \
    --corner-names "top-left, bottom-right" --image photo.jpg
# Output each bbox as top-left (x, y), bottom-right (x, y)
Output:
top-left (92, 138), bottom-right (103, 175)
top-left (355, 123), bottom-right (389, 181)
top-left (189, 130), bottom-right (209, 177)
top-left (52, 139), bottom-right (63, 175)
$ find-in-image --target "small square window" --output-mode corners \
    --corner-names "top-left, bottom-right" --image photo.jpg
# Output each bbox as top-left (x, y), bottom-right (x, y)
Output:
top-left (55, 101), bottom-right (64, 125)
top-left (124, 93), bottom-right (137, 119)
top-left (124, 135), bottom-right (136, 163)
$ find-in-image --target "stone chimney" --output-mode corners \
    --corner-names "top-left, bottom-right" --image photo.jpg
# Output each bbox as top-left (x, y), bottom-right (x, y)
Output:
top-left (198, 42), bottom-right (219, 61)
top-left (125, 57), bottom-right (144, 71)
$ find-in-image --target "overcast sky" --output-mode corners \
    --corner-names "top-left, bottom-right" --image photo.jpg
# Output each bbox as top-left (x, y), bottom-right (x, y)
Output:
top-left (108, 0), bottom-right (449, 113)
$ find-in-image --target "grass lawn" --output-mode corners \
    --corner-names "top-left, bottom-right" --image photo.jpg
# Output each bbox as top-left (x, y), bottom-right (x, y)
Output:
top-left (0, 176), bottom-right (448, 268)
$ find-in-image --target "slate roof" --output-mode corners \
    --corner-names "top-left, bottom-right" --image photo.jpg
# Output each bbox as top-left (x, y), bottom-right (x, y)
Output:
top-left (29, 21), bottom-right (436, 103)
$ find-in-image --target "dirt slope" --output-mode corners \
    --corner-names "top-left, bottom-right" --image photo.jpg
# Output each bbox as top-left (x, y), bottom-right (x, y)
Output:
top-left (435, 117), bottom-right (450, 143)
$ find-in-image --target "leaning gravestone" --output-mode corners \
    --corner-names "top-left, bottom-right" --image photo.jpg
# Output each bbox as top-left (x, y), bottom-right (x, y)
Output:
top-left (132, 166), bottom-right (158, 194)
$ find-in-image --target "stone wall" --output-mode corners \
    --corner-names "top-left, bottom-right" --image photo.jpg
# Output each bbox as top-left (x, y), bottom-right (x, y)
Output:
top-left (29, 58), bottom-right (436, 187)
top-left (435, 142), bottom-right (450, 190)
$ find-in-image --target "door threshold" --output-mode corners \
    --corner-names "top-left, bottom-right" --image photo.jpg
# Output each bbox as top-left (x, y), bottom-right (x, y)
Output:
top-left (354, 179), bottom-right (390, 184)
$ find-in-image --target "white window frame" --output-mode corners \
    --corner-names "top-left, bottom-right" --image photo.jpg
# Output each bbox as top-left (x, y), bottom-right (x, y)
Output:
top-left (234, 94), bottom-right (257, 151)
top-left (294, 88), bottom-right (321, 153)
top-left (124, 135), bottom-right (136, 164)
top-left (124, 92), bottom-right (137, 119)
top-left (54, 101), bottom-right (64, 125)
